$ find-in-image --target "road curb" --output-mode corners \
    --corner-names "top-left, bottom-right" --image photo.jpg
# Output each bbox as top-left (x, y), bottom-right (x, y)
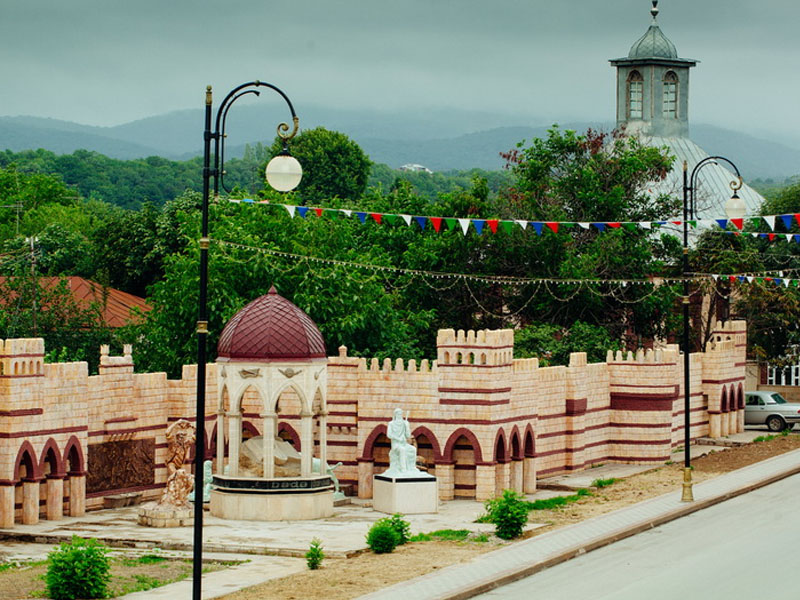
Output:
top-left (364, 455), bottom-right (800, 600)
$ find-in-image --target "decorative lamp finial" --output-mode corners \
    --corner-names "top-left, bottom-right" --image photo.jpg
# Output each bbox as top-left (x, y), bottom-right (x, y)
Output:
top-left (651, 1), bottom-right (659, 21)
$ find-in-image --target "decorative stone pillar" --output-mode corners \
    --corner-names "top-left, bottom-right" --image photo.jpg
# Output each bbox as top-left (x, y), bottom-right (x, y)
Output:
top-left (216, 411), bottom-right (225, 474)
top-left (357, 458), bottom-right (374, 499)
top-left (227, 412), bottom-right (242, 476)
top-left (0, 484), bottom-right (14, 528)
top-left (318, 412), bottom-right (328, 470)
top-left (434, 461), bottom-right (455, 501)
top-left (22, 480), bottom-right (40, 525)
top-left (709, 413), bottom-right (721, 439)
top-left (46, 476), bottom-right (64, 521)
top-left (300, 412), bottom-right (313, 477)
top-left (720, 410), bottom-right (729, 437)
top-left (728, 410), bottom-right (738, 435)
top-left (510, 459), bottom-right (524, 494)
top-left (475, 465), bottom-right (495, 501)
top-left (68, 474), bottom-right (86, 517)
top-left (737, 408), bottom-right (745, 433)
top-left (523, 457), bottom-right (537, 493)
top-left (261, 414), bottom-right (276, 478)
top-left (494, 461), bottom-right (510, 496)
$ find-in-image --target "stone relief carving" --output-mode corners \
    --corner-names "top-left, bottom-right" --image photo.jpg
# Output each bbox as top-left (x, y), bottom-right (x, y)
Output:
top-left (278, 367), bottom-right (303, 379)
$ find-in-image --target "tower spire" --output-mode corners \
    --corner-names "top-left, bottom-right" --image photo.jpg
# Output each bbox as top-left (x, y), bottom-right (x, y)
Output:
top-left (651, 1), bottom-right (659, 22)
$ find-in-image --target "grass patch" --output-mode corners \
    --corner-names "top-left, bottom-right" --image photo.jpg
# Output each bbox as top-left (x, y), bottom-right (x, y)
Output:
top-left (591, 477), bottom-right (619, 489)
top-left (476, 488), bottom-right (592, 523)
top-left (410, 529), bottom-right (471, 542)
top-left (754, 430), bottom-right (791, 443)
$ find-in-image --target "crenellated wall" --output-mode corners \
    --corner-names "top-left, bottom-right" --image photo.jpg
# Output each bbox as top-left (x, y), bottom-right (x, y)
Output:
top-left (0, 319), bottom-right (747, 526)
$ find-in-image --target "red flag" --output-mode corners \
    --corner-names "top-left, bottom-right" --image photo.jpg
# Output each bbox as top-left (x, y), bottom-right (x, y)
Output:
top-left (430, 217), bottom-right (442, 232)
top-left (370, 213), bottom-right (382, 224)
top-left (670, 220), bottom-right (682, 226)
top-left (487, 219), bottom-right (499, 233)
top-left (795, 214), bottom-right (800, 227)
top-left (545, 222), bottom-right (559, 233)
top-left (608, 222), bottom-right (621, 228)
top-left (768, 233), bottom-right (776, 241)
top-left (730, 218), bottom-right (743, 230)
top-left (729, 276), bottom-right (736, 282)
top-left (313, 208), bottom-right (323, 218)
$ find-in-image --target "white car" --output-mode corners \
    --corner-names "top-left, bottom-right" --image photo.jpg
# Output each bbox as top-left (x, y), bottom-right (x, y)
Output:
top-left (744, 391), bottom-right (800, 432)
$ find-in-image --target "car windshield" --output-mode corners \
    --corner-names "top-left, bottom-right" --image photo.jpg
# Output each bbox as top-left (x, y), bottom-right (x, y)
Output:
top-left (768, 393), bottom-right (787, 404)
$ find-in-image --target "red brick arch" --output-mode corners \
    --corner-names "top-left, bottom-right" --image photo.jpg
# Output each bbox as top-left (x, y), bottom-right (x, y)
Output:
top-left (38, 438), bottom-right (64, 477)
top-left (278, 422), bottom-right (301, 450)
top-left (720, 387), bottom-right (729, 413)
top-left (14, 441), bottom-right (41, 482)
top-left (494, 428), bottom-right (508, 463)
top-left (443, 428), bottom-right (484, 463)
top-left (62, 436), bottom-right (85, 475)
top-left (524, 424), bottom-right (535, 458)
top-left (411, 426), bottom-right (442, 461)
top-left (360, 425), bottom-right (388, 460)
top-left (509, 426), bottom-right (523, 460)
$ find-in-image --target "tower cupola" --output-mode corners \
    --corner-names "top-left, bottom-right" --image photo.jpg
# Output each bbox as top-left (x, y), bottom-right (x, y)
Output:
top-left (610, 1), bottom-right (697, 138)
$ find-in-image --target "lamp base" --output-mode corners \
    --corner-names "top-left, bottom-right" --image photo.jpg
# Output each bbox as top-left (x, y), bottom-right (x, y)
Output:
top-left (680, 467), bottom-right (694, 502)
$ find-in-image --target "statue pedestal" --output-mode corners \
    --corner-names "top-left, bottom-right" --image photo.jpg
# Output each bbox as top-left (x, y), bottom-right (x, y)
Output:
top-left (137, 502), bottom-right (193, 527)
top-left (373, 474), bottom-right (438, 514)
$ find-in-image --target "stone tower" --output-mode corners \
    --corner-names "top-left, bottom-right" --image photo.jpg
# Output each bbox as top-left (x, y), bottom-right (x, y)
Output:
top-left (609, 1), bottom-right (696, 138)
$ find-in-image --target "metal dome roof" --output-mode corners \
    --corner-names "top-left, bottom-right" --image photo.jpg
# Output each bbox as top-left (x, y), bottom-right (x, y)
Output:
top-left (627, 2), bottom-right (678, 60)
top-left (217, 286), bottom-right (326, 361)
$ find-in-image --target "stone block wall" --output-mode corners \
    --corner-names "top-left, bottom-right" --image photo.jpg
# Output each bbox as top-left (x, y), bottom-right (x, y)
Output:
top-left (0, 319), bottom-right (747, 526)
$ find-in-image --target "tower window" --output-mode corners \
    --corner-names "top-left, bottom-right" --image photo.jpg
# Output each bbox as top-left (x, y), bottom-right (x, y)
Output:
top-left (627, 71), bottom-right (643, 119)
top-left (663, 71), bottom-right (678, 118)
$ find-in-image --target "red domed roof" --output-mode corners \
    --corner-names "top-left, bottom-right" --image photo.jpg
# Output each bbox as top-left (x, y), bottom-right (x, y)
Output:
top-left (217, 286), bottom-right (326, 361)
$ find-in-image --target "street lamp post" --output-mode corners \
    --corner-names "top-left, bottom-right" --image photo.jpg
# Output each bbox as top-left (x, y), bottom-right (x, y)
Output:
top-left (681, 156), bottom-right (744, 502)
top-left (194, 81), bottom-right (302, 600)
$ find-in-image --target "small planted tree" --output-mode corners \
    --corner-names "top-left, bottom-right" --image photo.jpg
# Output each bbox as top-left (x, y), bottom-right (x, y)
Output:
top-left (366, 520), bottom-right (401, 554)
top-left (305, 538), bottom-right (324, 570)
top-left (483, 490), bottom-right (530, 540)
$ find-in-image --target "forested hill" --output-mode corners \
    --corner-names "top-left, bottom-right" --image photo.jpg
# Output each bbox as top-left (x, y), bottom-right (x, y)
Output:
top-left (0, 148), bottom-right (512, 210)
top-left (3, 107), bottom-right (800, 178)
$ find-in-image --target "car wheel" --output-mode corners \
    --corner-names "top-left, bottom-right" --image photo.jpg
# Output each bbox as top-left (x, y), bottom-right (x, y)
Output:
top-left (766, 415), bottom-right (786, 432)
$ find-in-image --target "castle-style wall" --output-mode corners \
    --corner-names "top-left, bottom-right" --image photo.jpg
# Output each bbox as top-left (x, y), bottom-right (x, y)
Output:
top-left (0, 319), bottom-right (748, 524)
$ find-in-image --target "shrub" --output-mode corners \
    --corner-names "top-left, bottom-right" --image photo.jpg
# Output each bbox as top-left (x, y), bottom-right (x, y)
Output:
top-left (366, 522), bottom-right (401, 554)
top-left (305, 538), bottom-right (324, 570)
top-left (484, 490), bottom-right (530, 540)
top-left (45, 536), bottom-right (111, 600)
top-left (382, 513), bottom-right (411, 545)
top-left (591, 477), bottom-right (619, 489)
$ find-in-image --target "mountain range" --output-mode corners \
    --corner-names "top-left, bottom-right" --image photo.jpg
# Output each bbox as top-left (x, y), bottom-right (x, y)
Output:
top-left (2, 105), bottom-right (799, 180)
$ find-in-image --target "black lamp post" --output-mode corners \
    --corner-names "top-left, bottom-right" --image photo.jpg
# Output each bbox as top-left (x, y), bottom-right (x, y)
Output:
top-left (681, 156), bottom-right (744, 502)
top-left (194, 81), bottom-right (301, 600)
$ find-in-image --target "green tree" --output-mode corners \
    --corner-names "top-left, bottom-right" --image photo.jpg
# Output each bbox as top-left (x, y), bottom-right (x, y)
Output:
top-left (269, 127), bottom-right (372, 204)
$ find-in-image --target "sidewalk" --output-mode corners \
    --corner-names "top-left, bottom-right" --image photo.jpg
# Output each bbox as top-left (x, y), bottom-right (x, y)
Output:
top-left (356, 447), bottom-right (800, 600)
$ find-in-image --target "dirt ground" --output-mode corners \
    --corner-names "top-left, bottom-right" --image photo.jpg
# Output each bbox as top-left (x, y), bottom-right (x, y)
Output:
top-left (220, 433), bottom-right (800, 600)
top-left (0, 555), bottom-right (230, 600)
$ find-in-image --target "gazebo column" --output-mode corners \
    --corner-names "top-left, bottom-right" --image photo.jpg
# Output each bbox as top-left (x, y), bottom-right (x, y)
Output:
top-left (261, 414), bottom-right (276, 478)
top-left (300, 411), bottom-right (313, 477)
top-left (228, 411), bottom-right (242, 476)
top-left (46, 475), bottom-right (64, 521)
top-left (318, 411), bottom-right (328, 472)
top-left (216, 411), bottom-right (225, 474)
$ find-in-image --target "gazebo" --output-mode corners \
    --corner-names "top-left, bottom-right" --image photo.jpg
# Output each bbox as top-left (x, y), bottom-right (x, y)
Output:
top-left (209, 286), bottom-right (333, 521)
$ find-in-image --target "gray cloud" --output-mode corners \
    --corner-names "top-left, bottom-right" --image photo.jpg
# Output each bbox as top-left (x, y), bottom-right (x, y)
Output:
top-left (1, 0), bottom-right (798, 143)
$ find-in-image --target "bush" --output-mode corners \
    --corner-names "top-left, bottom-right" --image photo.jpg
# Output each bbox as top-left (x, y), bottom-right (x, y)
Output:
top-left (45, 536), bottom-right (111, 600)
top-left (483, 490), bottom-right (530, 540)
top-left (382, 513), bottom-right (411, 545)
top-left (366, 522), bottom-right (401, 554)
top-left (305, 538), bottom-right (324, 570)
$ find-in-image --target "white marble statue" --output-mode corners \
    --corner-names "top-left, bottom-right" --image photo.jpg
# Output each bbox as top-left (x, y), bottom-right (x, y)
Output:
top-left (189, 460), bottom-right (212, 503)
top-left (383, 408), bottom-right (421, 477)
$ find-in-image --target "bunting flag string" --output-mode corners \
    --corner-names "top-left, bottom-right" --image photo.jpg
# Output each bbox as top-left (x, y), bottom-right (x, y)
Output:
top-left (229, 198), bottom-right (800, 240)
top-left (212, 238), bottom-right (800, 290)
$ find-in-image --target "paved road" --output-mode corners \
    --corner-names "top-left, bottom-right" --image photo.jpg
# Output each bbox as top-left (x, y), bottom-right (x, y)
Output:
top-left (476, 473), bottom-right (800, 600)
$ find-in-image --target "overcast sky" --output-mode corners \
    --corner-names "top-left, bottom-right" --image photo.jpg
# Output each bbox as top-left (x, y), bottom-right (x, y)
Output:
top-left (2, 0), bottom-right (799, 143)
